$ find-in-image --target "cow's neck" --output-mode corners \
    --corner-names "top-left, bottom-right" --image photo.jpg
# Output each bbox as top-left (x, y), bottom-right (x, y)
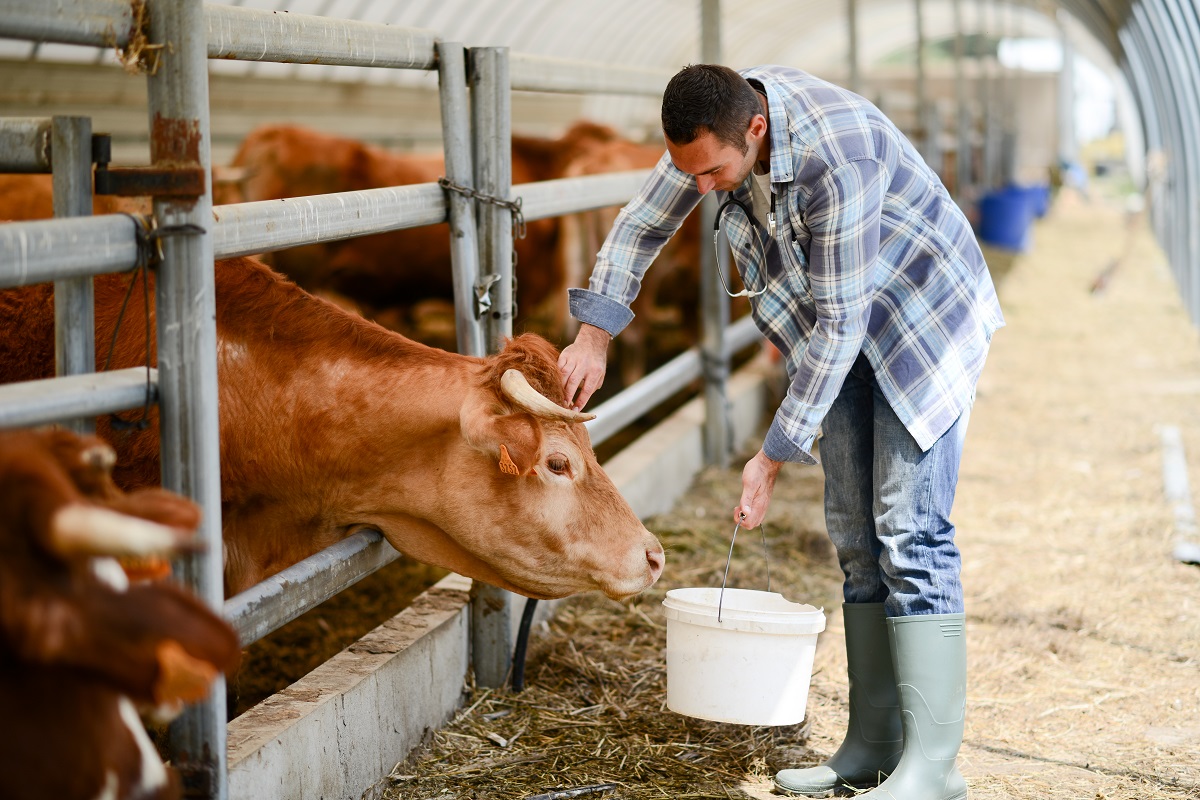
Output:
top-left (213, 258), bottom-right (480, 591)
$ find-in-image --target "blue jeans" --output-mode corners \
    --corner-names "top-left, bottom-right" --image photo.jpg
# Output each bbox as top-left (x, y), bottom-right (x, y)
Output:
top-left (819, 354), bottom-right (969, 617)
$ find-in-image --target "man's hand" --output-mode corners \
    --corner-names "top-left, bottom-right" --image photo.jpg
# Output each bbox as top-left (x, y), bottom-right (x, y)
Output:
top-left (558, 323), bottom-right (611, 411)
top-left (735, 449), bottom-right (783, 528)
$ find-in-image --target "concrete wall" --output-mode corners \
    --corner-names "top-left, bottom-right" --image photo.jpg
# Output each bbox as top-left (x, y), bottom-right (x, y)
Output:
top-left (226, 354), bottom-right (777, 799)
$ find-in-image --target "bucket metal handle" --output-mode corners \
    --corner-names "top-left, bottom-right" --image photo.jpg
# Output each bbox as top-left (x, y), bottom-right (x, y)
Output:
top-left (718, 512), bottom-right (773, 623)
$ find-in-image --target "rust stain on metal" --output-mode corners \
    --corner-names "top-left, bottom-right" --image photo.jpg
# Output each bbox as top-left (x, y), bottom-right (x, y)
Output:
top-left (151, 114), bottom-right (202, 164)
top-left (149, 114), bottom-right (205, 208)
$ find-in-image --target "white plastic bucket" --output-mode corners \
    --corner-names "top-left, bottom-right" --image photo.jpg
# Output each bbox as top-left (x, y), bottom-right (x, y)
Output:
top-left (662, 587), bottom-right (826, 726)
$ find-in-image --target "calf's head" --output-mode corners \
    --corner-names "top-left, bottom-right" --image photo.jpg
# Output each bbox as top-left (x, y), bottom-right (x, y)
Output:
top-left (444, 337), bottom-right (664, 601)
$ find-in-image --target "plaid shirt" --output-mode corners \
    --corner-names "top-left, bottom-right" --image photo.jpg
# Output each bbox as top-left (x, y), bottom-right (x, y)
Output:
top-left (569, 65), bottom-right (1005, 464)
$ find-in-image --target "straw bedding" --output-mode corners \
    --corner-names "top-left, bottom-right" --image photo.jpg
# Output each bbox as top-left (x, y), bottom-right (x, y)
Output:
top-left (377, 181), bottom-right (1199, 800)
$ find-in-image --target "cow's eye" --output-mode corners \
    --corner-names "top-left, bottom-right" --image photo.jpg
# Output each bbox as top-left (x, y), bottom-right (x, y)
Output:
top-left (546, 454), bottom-right (571, 476)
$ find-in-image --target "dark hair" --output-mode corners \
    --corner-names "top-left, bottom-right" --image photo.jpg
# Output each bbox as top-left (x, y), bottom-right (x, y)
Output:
top-left (661, 64), bottom-right (761, 154)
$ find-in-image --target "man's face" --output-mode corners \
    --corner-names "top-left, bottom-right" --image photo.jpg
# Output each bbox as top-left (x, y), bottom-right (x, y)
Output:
top-left (665, 115), bottom-right (766, 195)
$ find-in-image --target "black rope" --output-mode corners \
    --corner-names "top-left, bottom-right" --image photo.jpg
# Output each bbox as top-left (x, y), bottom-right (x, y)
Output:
top-left (510, 597), bottom-right (539, 692)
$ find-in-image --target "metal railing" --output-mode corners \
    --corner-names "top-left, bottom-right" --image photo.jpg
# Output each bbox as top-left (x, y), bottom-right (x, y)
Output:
top-left (0, 2), bottom-right (757, 797)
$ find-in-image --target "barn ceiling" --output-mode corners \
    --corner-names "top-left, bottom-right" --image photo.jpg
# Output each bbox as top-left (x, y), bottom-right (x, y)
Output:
top-left (2, 0), bottom-right (1198, 324)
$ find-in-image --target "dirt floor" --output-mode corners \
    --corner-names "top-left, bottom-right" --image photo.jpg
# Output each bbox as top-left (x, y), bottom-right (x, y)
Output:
top-left (366, 181), bottom-right (1200, 800)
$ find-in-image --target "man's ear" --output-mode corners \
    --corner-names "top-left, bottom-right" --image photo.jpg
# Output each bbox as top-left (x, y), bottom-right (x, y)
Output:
top-left (460, 395), bottom-right (542, 477)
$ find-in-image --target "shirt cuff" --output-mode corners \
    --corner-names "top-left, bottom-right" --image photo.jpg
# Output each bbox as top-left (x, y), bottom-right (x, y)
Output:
top-left (762, 417), bottom-right (819, 465)
top-left (568, 288), bottom-right (634, 337)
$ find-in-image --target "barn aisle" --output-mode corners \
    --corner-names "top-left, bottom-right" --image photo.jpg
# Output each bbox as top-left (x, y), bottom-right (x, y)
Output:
top-left (950, 182), bottom-right (1200, 798)
top-left (381, 183), bottom-right (1200, 800)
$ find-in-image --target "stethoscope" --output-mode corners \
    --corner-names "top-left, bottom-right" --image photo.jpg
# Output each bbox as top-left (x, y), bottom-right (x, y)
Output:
top-left (712, 192), bottom-right (776, 299)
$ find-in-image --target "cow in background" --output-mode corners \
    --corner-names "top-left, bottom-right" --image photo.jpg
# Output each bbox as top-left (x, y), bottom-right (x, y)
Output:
top-left (0, 256), bottom-right (664, 600)
top-left (0, 428), bottom-right (240, 800)
top-left (214, 122), bottom-right (621, 348)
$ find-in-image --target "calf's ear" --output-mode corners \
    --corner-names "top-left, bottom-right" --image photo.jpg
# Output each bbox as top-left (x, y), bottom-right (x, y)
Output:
top-left (460, 395), bottom-right (543, 477)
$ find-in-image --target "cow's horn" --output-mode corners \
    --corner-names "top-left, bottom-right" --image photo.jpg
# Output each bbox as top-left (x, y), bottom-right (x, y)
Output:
top-left (50, 504), bottom-right (202, 559)
top-left (501, 369), bottom-right (596, 422)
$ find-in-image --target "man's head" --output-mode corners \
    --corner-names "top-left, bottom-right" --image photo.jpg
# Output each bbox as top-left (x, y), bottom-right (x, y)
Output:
top-left (661, 64), bottom-right (768, 194)
top-left (662, 64), bottom-right (762, 152)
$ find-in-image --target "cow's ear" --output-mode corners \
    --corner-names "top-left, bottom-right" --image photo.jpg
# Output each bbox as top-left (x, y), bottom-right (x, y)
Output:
top-left (460, 396), bottom-right (542, 477)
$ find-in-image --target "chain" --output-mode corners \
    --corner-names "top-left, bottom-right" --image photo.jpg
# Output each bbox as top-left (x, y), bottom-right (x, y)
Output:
top-left (437, 176), bottom-right (526, 240)
top-left (439, 176), bottom-right (525, 321)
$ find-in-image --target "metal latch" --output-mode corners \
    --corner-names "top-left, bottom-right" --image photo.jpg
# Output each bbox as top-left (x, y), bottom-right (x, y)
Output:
top-left (91, 134), bottom-right (205, 198)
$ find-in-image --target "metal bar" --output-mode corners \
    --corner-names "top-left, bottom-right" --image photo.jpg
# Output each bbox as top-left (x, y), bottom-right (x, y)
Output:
top-left (4, 173), bottom-right (646, 274)
top-left (953, 0), bottom-right (971, 200)
top-left (517, 171), bottom-right (652, 221)
top-left (469, 45), bottom-right (515, 690)
top-left (437, 41), bottom-right (485, 357)
top-left (473, 47), bottom-right (514, 350)
top-left (211, 184), bottom-right (446, 259)
top-left (0, 215), bottom-right (140, 288)
top-left (915, 0), bottom-right (928, 163)
top-left (0, 117), bottom-right (52, 172)
top-left (699, 0), bottom-right (731, 468)
top-left (0, 0), bottom-right (136, 47)
top-left (52, 117), bottom-right (98, 436)
top-left (0, 367), bottom-right (157, 429)
top-left (509, 53), bottom-right (671, 96)
top-left (205, 5), bottom-right (437, 69)
top-left (587, 349), bottom-right (700, 447)
top-left (586, 316), bottom-right (759, 448)
top-left (224, 530), bottom-right (401, 646)
top-left (146, 2), bottom-right (225, 797)
top-left (847, 0), bottom-right (861, 95)
top-left (0, 2), bottom-right (436, 70)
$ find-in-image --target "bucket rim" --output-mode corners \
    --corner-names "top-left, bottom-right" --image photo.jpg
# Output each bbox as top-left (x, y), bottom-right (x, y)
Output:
top-left (662, 587), bottom-right (826, 634)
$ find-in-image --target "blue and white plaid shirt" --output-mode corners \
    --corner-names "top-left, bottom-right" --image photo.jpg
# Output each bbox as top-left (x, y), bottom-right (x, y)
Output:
top-left (569, 65), bottom-right (1005, 464)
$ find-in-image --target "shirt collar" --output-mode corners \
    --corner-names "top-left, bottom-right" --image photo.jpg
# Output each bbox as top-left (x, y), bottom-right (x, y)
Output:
top-left (747, 75), bottom-right (794, 184)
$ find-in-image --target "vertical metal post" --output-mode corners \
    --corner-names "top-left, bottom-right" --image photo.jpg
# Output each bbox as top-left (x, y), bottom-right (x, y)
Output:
top-left (999, 0), bottom-right (1017, 185)
top-left (1057, 17), bottom-right (1076, 166)
top-left (437, 42), bottom-right (485, 358)
top-left (914, 0), bottom-right (930, 164)
top-left (146, 1), bottom-right (226, 797)
top-left (953, 0), bottom-right (971, 200)
top-left (468, 45), bottom-right (515, 689)
top-left (51, 115), bottom-right (96, 434)
top-left (847, 0), bottom-right (861, 95)
top-left (700, 0), bottom-right (731, 468)
top-left (981, 0), bottom-right (1001, 189)
top-left (471, 46), bottom-right (514, 353)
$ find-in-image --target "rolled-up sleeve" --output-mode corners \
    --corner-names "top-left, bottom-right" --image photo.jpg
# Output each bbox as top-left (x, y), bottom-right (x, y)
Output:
top-left (762, 157), bottom-right (887, 464)
top-left (569, 153), bottom-right (701, 336)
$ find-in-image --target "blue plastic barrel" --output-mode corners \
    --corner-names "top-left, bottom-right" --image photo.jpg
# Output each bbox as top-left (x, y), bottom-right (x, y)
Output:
top-left (1020, 183), bottom-right (1051, 218)
top-left (978, 187), bottom-right (1034, 251)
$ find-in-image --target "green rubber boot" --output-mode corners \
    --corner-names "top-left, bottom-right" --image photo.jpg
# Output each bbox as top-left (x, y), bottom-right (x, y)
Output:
top-left (774, 603), bottom-right (903, 797)
top-left (857, 613), bottom-right (968, 800)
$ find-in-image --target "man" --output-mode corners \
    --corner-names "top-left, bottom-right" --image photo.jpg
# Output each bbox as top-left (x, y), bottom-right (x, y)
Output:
top-left (558, 64), bottom-right (1003, 800)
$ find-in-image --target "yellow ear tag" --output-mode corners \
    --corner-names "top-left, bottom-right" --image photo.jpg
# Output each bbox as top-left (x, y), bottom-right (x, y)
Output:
top-left (498, 445), bottom-right (520, 476)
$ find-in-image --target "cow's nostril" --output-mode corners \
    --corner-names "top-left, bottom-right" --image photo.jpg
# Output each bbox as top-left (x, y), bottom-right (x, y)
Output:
top-left (646, 548), bottom-right (665, 577)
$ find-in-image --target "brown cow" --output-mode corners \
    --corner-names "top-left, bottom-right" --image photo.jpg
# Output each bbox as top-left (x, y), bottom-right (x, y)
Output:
top-left (0, 427), bottom-right (240, 800)
top-left (0, 173), bottom-right (148, 219)
top-left (214, 122), bottom-right (620, 345)
top-left (0, 257), bottom-right (664, 599)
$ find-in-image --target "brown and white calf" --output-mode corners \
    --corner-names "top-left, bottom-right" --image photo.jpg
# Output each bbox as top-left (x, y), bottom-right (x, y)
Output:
top-left (0, 428), bottom-right (241, 800)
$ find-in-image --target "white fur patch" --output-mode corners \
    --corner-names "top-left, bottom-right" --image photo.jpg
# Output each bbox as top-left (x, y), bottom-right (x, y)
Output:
top-left (117, 696), bottom-right (169, 798)
top-left (92, 770), bottom-right (118, 800)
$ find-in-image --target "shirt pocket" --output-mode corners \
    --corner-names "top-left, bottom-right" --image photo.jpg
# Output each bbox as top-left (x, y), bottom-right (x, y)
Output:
top-left (781, 219), bottom-right (814, 302)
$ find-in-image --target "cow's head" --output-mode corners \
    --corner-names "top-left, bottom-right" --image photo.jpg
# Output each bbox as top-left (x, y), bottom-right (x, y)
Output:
top-left (434, 336), bottom-right (664, 601)
top-left (0, 429), bottom-right (240, 712)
